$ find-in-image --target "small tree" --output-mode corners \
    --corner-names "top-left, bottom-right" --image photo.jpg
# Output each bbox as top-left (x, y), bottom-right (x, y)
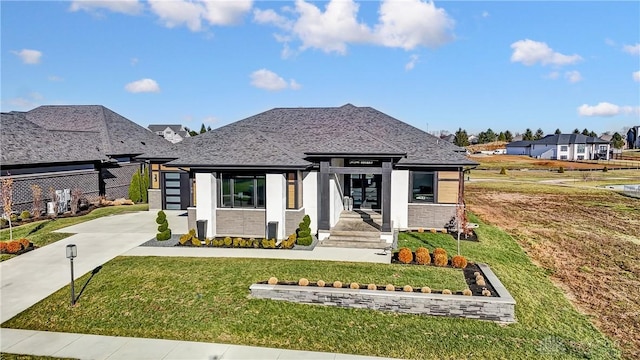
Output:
top-left (48, 187), bottom-right (58, 217)
top-left (554, 128), bottom-right (562, 135)
top-left (612, 132), bottom-right (625, 149)
top-left (504, 130), bottom-right (513, 142)
top-left (581, 128), bottom-right (590, 136)
top-left (454, 128), bottom-right (469, 147)
top-left (523, 128), bottom-right (534, 141)
top-left (296, 215), bottom-right (312, 246)
top-left (1, 176), bottom-right (14, 241)
top-left (70, 188), bottom-right (84, 215)
top-left (128, 170), bottom-right (141, 203)
top-left (156, 210), bottom-right (171, 241)
top-left (200, 123), bottom-right (207, 134)
top-left (31, 184), bottom-right (43, 219)
top-left (534, 128), bottom-right (545, 140)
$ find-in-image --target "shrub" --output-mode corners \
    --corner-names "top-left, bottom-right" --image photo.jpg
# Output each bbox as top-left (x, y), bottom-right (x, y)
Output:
top-left (0, 242), bottom-right (7, 253)
top-left (20, 210), bottom-right (31, 220)
top-left (473, 271), bottom-right (481, 277)
top-left (6, 241), bottom-right (22, 254)
top-left (233, 238), bottom-right (242, 247)
top-left (128, 170), bottom-right (142, 203)
top-left (500, 167), bottom-right (507, 175)
top-left (155, 211), bottom-right (171, 241)
top-left (482, 288), bottom-right (492, 296)
top-left (317, 280), bottom-right (325, 287)
top-left (463, 289), bottom-right (472, 296)
top-left (421, 286), bottom-right (431, 294)
top-left (434, 253), bottom-right (448, 267)
top-left (333, 281), bottom-right (343, 288)
top-left (442, 289), bottom-right (452, 295)
top-left (397, 247), bottom-right (413, 264)
top-left (433, 247), bottom-right (447, 257)
top-left (415, 247), bottom-right (429, 255)
top-left (253, 239), bottom-right (260, 248)
top-left (367, 283), bottom-right (376, 290)
top-left (603, 166), bottom-right (608, 172)
top-left (385, 284), bottom-right (395, 291)
top-left (403, 285), bottom-right (413, 292)
top-left (224, 237), bottom-right (232, 247)
top-left (18, 238), bottom-right (30, 248)
top-left (298, 278), bottom-right (309, 286)
top-left (558, 166), bottom-right (565, 173)
top-left (296, 215), bottom-right (313, 246)
top-left (268, 277), bottom-right (278, 285)
top-left (10, 214), bottom-right (18, 222)
top-left (415, 250), bottom-right (431, 265)
top-left (350, 282), bottom-right (360, 289)
top-left (179, 229), bottom-right (200, 246)
top-left (430, 228), bottom-right (437, 233)
top-left (451, 255), bottom-right (468, 269)
top-left (477, 279), bottom-right (486, 287)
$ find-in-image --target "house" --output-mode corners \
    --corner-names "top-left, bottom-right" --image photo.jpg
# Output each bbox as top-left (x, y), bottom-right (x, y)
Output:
top-left (506, 134), bottom-right (610, 160)
top-left (1, 105), bottom-right (171, 212)
top-left (148, 124), bottom-right (191, 143)
top-left (141, 104), bottom-right (477, 244)
top-left (627, 126), bottom-right (640, 149)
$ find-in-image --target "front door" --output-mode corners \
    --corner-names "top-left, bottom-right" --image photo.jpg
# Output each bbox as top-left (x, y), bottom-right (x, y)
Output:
top-left (348, 174), bottom-right (381, 209)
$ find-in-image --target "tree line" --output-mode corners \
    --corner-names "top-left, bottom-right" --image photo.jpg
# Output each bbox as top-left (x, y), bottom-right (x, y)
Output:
top-left (453, 127), bottom-right (625, 149)
top-left (184, 123), bottom-right (212, 137)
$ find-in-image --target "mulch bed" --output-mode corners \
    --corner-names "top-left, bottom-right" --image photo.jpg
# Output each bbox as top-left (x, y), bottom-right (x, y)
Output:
top-left (1, 205), bottom-right (99, 229)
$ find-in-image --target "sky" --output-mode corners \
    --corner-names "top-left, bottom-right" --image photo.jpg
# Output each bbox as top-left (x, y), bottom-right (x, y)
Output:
top-left (2, 0), bottom-right (639, 136)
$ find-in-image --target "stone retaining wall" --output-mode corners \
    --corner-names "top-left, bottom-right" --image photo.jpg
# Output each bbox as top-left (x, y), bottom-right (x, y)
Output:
top-left (250, 263), bottom-right (515, 323)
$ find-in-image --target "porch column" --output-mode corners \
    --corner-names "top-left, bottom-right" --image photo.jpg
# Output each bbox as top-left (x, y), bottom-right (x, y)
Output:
top-left (195, 172), bottom-right (216, 237)
top-left (381, 160), bottom-right (392, 232)
top-left (318, 160), bottom-right (330, 230)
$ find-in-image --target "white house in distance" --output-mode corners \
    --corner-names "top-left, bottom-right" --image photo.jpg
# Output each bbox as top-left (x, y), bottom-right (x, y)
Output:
top-left (506, 134), bottom-right (610, 160)
top-left (141, 104), bottom-right (477, 246)
top-left (148, 124), bottom-right (191, 143)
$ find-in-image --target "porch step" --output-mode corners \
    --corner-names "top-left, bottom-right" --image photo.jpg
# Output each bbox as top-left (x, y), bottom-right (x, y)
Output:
top-left (319, 238), bottom-right (389, 249)
top-left (329, 230), bottom-right (381, 238)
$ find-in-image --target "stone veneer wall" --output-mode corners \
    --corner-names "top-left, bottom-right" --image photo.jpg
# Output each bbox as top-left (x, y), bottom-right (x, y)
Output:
top-left (217, 209), bottom-right (266, 238)
top-left (285, 209), bottom-right (305, 236)
top-left (250, 264), bottom-right (515, 323)
top-left (407, 204), bottom-right (457, 230)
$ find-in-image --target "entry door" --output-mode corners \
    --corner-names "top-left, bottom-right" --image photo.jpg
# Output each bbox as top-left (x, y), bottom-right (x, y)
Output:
top-left (349, 174), bottom-right (380, 209)
top-left (163, 172), bottom-right (190, 210)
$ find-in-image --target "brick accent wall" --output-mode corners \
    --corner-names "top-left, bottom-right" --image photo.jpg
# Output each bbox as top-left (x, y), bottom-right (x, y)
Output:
top-left (407, 204), bottom-right (456, 229)
top-left (250, 264), bottom-right (516, 323)
top-left (6, 170), bottom-right (100, 213)
top-left (285, 209), bottom-right (305, 236)
top-left (216, 209), bottom-right (266, 237)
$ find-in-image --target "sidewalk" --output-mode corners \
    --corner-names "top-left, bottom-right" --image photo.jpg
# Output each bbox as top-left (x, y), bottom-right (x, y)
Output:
top-left (1, 328), bottom-right (394, 360)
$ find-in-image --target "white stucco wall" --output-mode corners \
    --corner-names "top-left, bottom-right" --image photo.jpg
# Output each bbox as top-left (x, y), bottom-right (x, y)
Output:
top-left (195, 172), bottom-right (216, 237)
top-left (391, 169), bottom-right (409, 229)
top-left (266, 173), bottom-right (286, 239)
top-left (330, 174), bottom-right (344, 227)
top-left (302, 171), bottom-right (317, 233)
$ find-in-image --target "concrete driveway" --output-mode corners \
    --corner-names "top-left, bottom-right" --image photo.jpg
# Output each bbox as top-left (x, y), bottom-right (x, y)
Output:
top-left (0, 210), bottom-right (187, 323)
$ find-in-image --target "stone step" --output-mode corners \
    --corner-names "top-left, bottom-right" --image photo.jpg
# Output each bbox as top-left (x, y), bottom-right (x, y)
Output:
top-left (329, 230), bottom-right (381, 238)
top-left (339, 212), bottom-right (382, 220)
top-left (327, 235), bottom-right (382, 242)
top-left (319, 239), bottom-right (390, 249)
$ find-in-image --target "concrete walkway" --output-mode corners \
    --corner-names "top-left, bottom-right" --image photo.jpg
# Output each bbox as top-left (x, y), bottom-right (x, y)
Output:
top-left (1, 210), bottom-right (394, 359)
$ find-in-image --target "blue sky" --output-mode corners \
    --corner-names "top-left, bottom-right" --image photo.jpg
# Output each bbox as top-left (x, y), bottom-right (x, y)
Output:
top-left (2, 0), bottom-right (639, 136)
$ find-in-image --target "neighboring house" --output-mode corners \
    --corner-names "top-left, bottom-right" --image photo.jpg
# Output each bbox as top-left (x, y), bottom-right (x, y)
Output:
top-left (627, 126), bottom-right (640, 149)
top-left (506, 134), bottom-right (610, 160)
top-left (141, 104), bottom-right (477, 244)
top-left (148, 124), bottom-right (191, 143)
top-left (1, 105), bottom-right (171, 212)
top-left (511, 135), bottom-right (524, 142)
top-left (440, 134), bottom-right (455, 143)
top-left (468, 135), bottom-right (479, 144)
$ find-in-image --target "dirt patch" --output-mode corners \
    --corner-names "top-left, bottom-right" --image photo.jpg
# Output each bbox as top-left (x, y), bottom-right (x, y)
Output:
top-left (467, 183), bottom-right (640, 359)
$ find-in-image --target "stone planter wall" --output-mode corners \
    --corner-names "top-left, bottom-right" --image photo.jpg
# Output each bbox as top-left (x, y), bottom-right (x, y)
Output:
top-left (250, 263), bottom-right (516, 323)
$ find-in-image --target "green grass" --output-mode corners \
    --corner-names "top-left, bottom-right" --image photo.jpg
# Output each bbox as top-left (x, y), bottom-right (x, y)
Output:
top-left (0, 204), bottom-right (148, 261)
top-left (0, 354), bottom-right (76, 360)
top-left (2, 214), bottom-right (620, 359)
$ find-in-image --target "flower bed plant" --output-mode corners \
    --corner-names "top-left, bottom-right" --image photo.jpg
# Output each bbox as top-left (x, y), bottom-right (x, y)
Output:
top-left (176, 230), bottom-right (297, 249)
top-left (0, 238), bottom-right (34, 255)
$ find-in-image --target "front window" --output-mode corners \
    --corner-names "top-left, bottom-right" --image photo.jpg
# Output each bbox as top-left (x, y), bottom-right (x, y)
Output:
top-left (577, 144), bottom-right (585, 153)
top-left (411, 172), bottom-right (435, 203)
top-left (599, 145), bottom-right (607, 153)
top-left (221, 174), bottom-right (265, 208)
top-left (560, 145), bottom-right (568, 152)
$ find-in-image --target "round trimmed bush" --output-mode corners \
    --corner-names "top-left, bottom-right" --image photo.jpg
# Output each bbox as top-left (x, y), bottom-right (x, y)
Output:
top-left (398, 247), bottom-right (413, 264)
top-left (434, 253), bottom-right (448, 267)
top-left (20, 210), bottom-right (31, 220)
top-left (482, 289), bottom-right (492, 296)
top-left (451, 255), bottom-right (468, 269)
top-left (433, 247), bottom-right (447, 257)
top-left (442, 289), bottom-right (452, 295)
top-left (367, 283), bottom-right (377, 290)
top-left (421, 286), bottom-right (431, 294)
top-left (6, 241), bottom-right (22, 254)
top-left (463, 289), bottom-right (472, 296)
top-left (403, 285), bottom-right (413, 292)
top-left (415, 250), bottom-right (431, 265)
top-left (333, 281), bottom-right (343, 288)
top-left (298, 278), bottom-right (309, 286)
top-left (477, 279), bottom-right (486, 287)
top-left (350, 282), bottom-right (360, 289)
top-left (317, 280), bottom-right (325, 287)
top-left (18, 238), bottom-right (30, 248)
top-left (268, 277), bottom-right (278, 285)
top-left (385, 284), bottom-right (395, 291)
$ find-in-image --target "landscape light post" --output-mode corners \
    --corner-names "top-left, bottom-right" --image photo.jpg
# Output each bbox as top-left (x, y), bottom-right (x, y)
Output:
top-left (66, 244), bottom-right (77, 306)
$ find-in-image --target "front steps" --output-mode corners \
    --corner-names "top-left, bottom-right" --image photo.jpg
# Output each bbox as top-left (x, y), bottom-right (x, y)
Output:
top-left (318, 210), bottom-right (390, 249)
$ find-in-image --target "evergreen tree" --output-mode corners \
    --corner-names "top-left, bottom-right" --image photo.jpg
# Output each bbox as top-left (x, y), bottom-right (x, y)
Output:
top-left (581, 128), bottom-right (590, 136)
top-left (523, 128), bottom-right (534, 141)
top-left (498, 132), bottom-right (506, 141)
top-left (207, 125), bottom-right (212, 131)
top-left (573, 128), bottom-right (580, 134)
top-left (534, 128), bottom-right (545, 140)
top-left (554, 128), bottom-right (562, 135)
top-left (612, 132), bottom-right (625, 149)
top-left (454, 128), bottom-right (470, 147)
top-left (200, 123), bottom-right (207, 134)
top-left (504, 130), bottom-right (513, 142)
top-left (128, 170), bottom-right (141, 203)
top-left (589, 131), bottom-right (598, 138)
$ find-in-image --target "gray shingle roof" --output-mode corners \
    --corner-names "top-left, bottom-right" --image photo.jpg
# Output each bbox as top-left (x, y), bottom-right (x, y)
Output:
top-left (165, 104), bottom-right (476, 168)
top-left (1, 105), bottom-right (171, 167)
top-left (536, 134), bottom-right (609, 145)
top-left (148, 124), bottom-right (185, 133)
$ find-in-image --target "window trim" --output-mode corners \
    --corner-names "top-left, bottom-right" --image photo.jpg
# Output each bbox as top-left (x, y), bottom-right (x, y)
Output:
top-left (219, 173), bottom-right (266, 209)
top-left (409, 171), bottom-right (436, 204)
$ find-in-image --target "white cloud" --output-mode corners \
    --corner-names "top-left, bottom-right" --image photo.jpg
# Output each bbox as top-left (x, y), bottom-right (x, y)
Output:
top-left (623, 43), bottom-right (640, 55)
top-left (255, 0), bottom-right (454, 55)
top-left (11, 49), bottom-right (42, 64)
top-left (374, 0), bottom-right (455, 50)
top-left (405, 54), bottom-right (419, 71)
top-left (48, 75), bottom-right (64, 82)
top-left (250, 69), bottom-right (300, 91)
top-left (3, 92), bottom-right (44, 110)
top-left (148, 0), bottom-right (251, 31)
top-left (125, 78), bottom-right (161, 93)
top-left (545, 71), bottom-right (560, 80)
top-left (69, 0), bottom-right (143, 15)
top-left (565, 70), bottom-right (582, 83)
top-left (577, 102), bottom-right (640, 117)
top-left (633, 71), bottom-right (640, 82)
top-left (510, 39), bottom-right (582, 66)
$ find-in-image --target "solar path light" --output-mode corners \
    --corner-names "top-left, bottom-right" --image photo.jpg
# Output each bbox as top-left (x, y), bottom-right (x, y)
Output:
top-left (66, 244), bottom-right (77, 306)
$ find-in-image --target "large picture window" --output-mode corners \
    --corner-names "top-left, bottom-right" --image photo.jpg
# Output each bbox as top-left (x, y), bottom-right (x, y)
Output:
top-left (411, 171), bottom-right (435, 203)
top-left (221, 174), bottom-right (265, 208)
top-left (577, 144), bottom-right (585, 153)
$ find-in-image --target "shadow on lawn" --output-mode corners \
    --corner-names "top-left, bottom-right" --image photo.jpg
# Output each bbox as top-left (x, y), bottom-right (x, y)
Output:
top-left (75, 265), bottom-right (102, 303)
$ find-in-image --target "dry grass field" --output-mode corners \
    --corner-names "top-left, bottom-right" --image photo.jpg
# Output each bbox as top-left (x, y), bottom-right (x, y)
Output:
top-left (466, 170), bottom-right (640, 359)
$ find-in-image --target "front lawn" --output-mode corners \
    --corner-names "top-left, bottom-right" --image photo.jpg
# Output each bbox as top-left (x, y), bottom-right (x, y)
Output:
top-left (2, 216), bottom-right (619, 359)
top-left (0, 204), bottom-right (148, 261)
